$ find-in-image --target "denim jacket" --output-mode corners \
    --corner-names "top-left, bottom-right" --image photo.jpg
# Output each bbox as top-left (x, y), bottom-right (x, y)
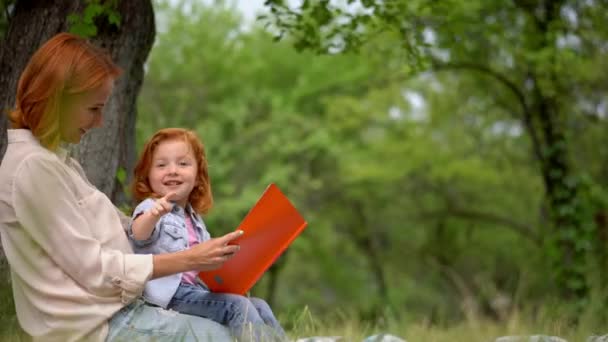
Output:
top-left (127, 198), bottom-right (211, 308)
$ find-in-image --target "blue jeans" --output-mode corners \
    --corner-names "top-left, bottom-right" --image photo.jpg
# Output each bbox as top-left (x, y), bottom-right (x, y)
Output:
top-left (105, 298), bottom-right (233, 341)
top-left (168, 283), bottom-right (286, 341)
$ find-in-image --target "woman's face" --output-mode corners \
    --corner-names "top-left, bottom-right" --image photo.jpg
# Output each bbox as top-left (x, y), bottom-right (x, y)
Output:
top-left (60, 78), bottom-right (114, 144)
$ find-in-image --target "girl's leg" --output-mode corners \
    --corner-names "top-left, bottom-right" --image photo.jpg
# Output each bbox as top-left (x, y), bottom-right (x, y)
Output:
top-left (168, 283), bottom-right (272, 341)
top-left (249, 297), bottom-right (286, 338)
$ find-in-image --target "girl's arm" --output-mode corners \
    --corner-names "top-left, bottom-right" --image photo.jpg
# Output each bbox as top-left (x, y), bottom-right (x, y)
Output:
top-left (131, 192), bottom-right (175, 240)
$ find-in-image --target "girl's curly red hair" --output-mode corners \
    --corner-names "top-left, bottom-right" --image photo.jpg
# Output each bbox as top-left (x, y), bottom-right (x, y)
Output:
top-left (132, 128), bottom-right (213, 214)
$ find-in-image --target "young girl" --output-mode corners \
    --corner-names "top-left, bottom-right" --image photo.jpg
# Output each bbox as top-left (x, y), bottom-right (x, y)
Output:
top-left (128, 128), bottom-right (285, 341)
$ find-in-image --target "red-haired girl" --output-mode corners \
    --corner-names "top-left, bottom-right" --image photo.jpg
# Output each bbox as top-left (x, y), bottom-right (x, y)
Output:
top-left (129, 128), bottom-right (285, 341)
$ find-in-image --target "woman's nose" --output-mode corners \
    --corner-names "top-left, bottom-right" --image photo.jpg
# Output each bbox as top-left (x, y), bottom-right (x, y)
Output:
top-left (93, 112), bottom-right (104, 128)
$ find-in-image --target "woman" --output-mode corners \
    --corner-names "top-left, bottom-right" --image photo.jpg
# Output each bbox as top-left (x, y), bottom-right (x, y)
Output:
top-left (0, 32), bottom-right (243, 341)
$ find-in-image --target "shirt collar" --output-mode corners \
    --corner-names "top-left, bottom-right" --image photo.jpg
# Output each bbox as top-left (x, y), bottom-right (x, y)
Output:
top-left (172, 203), bottom-right (200, 222)
top-left (56, 145), bottom-right (69, 162)
top-left (185, 203), bottom-right (196, 217)
top-left (7, 129), bottom-right (38, 144)
top-left (172, 202), bottom-right (195, 215)
top-left (7, 129), bottom-right (70, 162)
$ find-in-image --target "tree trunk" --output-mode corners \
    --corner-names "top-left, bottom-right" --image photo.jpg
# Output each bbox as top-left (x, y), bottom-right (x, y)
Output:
top-left (533, 95), bottom-right (588, 299)
top-left (264, 251), bottom-right (289, 309)
top-left (0, 0), bottom-right (154, 204)
top-left (71, 0), bottom-right (155, 208)
top-left (0, 0), bottom-right (155, 265)
top-left (351, 200), bottom-right (389, 318)
top-left (519, 0), bottom-right (590, 301)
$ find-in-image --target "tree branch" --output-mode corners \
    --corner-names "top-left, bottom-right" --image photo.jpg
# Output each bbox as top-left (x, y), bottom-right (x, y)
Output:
top-left (427, 256), bottom-right (480, 319)
top-left (419, 207), bottom-right (541, 245)
top-left (432, 60), bottom-right (545, 164)
top-left (432, 60), bottom-right (529, 120)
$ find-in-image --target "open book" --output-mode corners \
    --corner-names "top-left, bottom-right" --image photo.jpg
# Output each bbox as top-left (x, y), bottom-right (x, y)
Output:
top-left (198, 183), bottom-right (308, 294)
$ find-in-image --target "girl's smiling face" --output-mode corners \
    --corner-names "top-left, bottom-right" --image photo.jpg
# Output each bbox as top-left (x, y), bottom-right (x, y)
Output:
top-left (148, 139), bottom-right (199, 208)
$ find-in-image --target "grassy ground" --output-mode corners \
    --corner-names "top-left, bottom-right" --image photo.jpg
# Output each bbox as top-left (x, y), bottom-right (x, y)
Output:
top-left (0, 285), bottom-right (606, 341)
top-left (0, 268), bottom-right (24, 341)
top-left (281, 305), bottom-right (606, 342)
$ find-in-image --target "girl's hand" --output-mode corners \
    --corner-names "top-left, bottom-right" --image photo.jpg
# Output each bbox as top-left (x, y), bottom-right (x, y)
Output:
top-left (150, 192), bottom-right (176, 216)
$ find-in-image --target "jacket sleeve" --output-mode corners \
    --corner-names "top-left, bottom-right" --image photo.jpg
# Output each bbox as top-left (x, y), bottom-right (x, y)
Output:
top-left (12, 154), bottom-right (153, 303)
top-left (127, 198), bottom-right (163, 248)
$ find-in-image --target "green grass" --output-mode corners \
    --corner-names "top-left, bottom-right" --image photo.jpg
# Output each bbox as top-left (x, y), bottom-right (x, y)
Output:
top-left (281, 305), bottom-right (607, 342)
top-left (0, 267), bottom-right (25, 341)
top-left (0, 285), bottom-right (606, 341)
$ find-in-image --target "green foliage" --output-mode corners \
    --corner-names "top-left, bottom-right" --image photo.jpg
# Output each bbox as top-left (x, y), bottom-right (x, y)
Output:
top-left (263, 0), bottom-right (608, 306)
top-left (0, 0), bottom-right (15, 40)
top-left (67, 0), bottom-right (121, 38)
top-left (0, 262), bottom-right (23, 339)
top-left (115, 166), bottom-right (127, 185)
top-left (1, 0), bottom-right (607, 336)
top-left (136, 0), bottom-right (588, 325)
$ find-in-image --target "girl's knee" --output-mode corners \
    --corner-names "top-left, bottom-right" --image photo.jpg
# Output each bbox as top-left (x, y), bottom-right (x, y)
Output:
top-left (229, 295), bottom-right (258, 315)
top-left (248, 297), bottom-right (270, 310)
top-left (248, 298), bottom-right (278, 323)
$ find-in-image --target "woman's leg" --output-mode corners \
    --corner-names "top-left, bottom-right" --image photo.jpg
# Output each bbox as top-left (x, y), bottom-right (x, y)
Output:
top-left (105, 299), bottom-right (232, 341)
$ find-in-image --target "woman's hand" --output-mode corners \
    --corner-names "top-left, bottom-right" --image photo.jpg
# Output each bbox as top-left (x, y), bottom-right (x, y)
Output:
top-left (187, 230), bottom-right (243, 271)
top-left (151, 230), bottom-right (243, 279)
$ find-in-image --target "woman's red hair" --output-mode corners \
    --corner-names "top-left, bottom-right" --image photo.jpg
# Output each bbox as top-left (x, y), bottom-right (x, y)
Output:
top-left (132, 128), bottom-right (214, 214)
top-left (9, 32), bottom-right (121, 150)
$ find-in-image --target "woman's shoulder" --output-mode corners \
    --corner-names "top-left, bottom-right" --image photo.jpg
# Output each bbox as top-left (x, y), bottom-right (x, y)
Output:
top-left (6, 145), bottom-right (86, 200)
top-left (6, 129), bottom-right (56, 159)
top-left (12, 146), bottom-right (66, 176)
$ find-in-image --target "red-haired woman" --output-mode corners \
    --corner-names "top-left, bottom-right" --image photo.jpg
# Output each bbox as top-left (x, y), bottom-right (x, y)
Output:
top-left (0, 32), bottom-right (242, 341)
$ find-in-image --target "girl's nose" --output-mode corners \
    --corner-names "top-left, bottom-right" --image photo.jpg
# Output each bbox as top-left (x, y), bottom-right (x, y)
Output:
top-left (168, 164), bottom-right (178, 174)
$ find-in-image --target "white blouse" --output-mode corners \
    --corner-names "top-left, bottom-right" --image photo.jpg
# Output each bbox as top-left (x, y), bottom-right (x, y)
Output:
top-left (0, 129), bottom-right (153, 341)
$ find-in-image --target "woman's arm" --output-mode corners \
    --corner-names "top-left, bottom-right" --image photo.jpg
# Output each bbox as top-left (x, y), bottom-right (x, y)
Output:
top-left (13, 155), bottom-right (152, 300)
top-left (115, 206), bottom-right (132, 232)
top-left (14, 154), bottom-right (242, 297)
top-left (151, 230), bottom-right (242, 279)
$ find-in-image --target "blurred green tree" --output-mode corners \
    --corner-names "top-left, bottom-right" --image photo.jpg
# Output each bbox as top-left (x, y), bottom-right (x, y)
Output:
top-left (263, 0), bottom-right (608, 305)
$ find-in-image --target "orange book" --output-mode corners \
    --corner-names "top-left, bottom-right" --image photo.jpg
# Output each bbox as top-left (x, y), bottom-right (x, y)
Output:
top-left (198, 183), bottom-right (308, 295)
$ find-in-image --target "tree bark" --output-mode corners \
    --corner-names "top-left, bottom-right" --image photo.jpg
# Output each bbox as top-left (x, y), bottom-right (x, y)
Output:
top-left (70, 0), bottom-right (155, 208)
top-left (523, 0), bottom-right (588, 300)
top-left (351, 200), bottom-right (389, 316)
top-left (0, 0), bottom-right (154, 204)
